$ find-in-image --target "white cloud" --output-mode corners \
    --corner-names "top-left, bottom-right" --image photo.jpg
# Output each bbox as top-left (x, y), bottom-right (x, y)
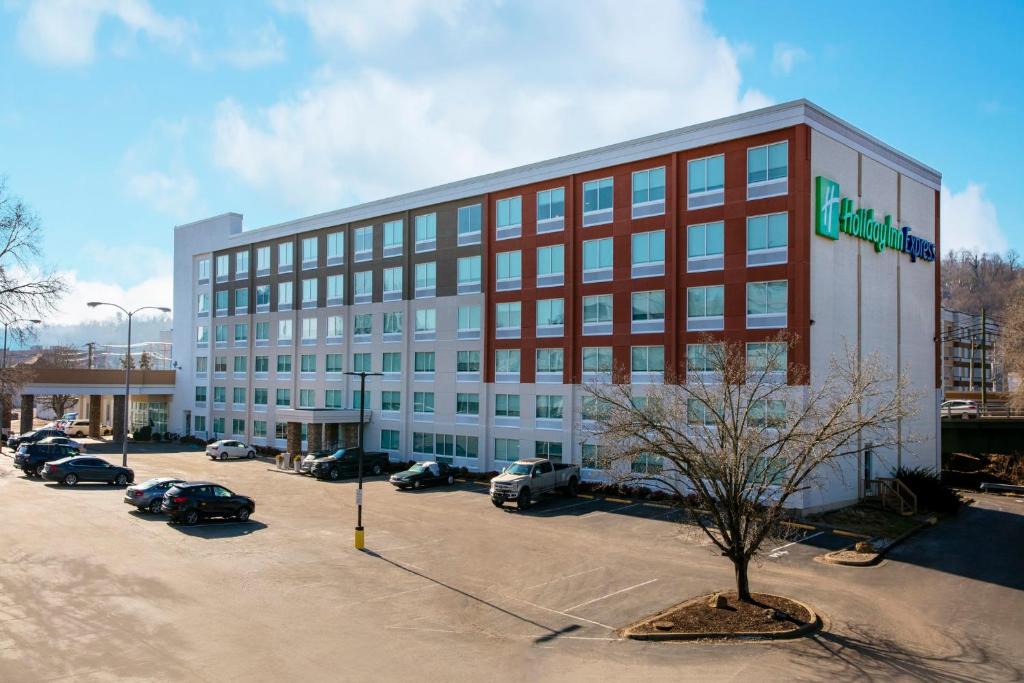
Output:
top-left (222, 20), bottom-right (286, 69)
top-left (213, 0), bottom-right (771, 211)
top-left (126, 170), bottom-right (198, 219)
top-left (119, 118), bottom-right (204, 219)
top-left (771, 43), bottom-right (808, 76)
top-left (940, 182), bottom-right (1008, 254)
top-left (15, 0), bottom-right (189, 67)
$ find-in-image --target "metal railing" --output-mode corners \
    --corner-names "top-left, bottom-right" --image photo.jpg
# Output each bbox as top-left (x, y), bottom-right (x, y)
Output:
top-left (866, 477), bottom-right (917, 516)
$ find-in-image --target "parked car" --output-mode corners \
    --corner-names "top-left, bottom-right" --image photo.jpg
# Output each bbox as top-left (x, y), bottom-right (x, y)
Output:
top-left (7, 428), bottom-right (66, 449)
top-left (309, 447), bottom-right (389, 481)
top-left (390, 461), bottom-right (457, 489)
top-left (161, 482), bottom-right (255, 525)
top-left (37, 436), bottom-right (86, 452)
top-left (64, 420), bottom-right (92, 437)
top-left (40, 456), bottom-right (134, 486)
top-left (941, 399), bottom-right (979, 419)
top-left (124, 477), bottom-right (186, 514)
top-left (206, 439), bottom-right (257, 460)
top-left (300, 449), bottom-right (333, 474)
top-left (13, 443), bottom-right (81, 477)
top-left (490, 458), bottom-right (580, 510)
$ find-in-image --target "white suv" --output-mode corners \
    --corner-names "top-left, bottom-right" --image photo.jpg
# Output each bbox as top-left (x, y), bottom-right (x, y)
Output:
top-left (941, 400), bottom-right (979, 419)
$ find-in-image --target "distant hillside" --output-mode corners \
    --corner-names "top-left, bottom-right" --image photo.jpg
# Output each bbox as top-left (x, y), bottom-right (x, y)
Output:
top-left (16, 315), bottom-right (172, 349)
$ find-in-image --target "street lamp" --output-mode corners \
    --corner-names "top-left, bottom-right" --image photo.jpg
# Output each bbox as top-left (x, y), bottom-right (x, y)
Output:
top-left (344, 370), bottom-right (382, 550)
top-left (87, 302), bottom-right (171, 467)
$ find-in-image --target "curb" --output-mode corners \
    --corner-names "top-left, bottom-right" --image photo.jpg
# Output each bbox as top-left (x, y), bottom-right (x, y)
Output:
top-left (820, 515), bottom-right (938, 567)
top-left (622, 593), bottom-right (822, 642)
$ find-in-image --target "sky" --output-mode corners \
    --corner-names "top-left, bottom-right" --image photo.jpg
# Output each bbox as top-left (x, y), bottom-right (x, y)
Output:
top-left (0, 0), bottom-right (1021, 327)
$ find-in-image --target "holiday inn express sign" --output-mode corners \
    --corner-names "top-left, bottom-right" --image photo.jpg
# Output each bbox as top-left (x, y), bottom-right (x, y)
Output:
top-left (815, 176), bottom-right (935, 263)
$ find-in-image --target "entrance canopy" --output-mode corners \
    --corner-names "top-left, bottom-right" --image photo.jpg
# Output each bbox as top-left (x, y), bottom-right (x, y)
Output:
top-left (19, 368), bottom-right (175, 396)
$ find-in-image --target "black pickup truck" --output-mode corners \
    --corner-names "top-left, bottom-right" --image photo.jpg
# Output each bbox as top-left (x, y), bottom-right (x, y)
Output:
top-left (309, 447), bottom-right (390, 481)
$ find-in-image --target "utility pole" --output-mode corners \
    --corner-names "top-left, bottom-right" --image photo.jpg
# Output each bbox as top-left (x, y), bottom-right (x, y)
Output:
top-left (85, 342), bottom-right (96, 369)
top-left (968, 336), bottom-right (976, 392)
top-left (980, 307), bottom-right (988, 413)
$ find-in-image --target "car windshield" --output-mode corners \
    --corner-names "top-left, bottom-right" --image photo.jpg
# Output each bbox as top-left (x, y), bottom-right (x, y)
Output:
top-left (506, 463), bottom-right (532, 475)
top-left (139, 478), bottom-right (168, 488)
top-left (409, 465), bottom-right (426, 474)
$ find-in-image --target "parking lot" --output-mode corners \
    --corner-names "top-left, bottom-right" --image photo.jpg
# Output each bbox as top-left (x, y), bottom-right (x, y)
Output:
top-left (2, 447), bottom-right (1023, 682)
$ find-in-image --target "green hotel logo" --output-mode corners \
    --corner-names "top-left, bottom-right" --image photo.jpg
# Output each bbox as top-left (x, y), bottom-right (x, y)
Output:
top-left (814, 176), bottom-right (935, 263)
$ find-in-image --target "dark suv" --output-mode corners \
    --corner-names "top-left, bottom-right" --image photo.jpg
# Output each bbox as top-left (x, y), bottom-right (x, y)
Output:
top-left (8, 428), bottom-right (66, 450)
top-left (14, 443), bottom-right (81, 477)
top-left (161, 482), bottom-right (255, 525)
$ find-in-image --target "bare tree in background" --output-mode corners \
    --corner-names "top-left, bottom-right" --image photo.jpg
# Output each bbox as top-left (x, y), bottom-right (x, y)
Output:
top-left (34, 344), bottom-right (82, 419)
top-left (582, 335), bottom-right (915, 602)
top-left (941, 249), bottom-right (1021, 316)
top-left (1003, 279), bottom-right (1024, 411)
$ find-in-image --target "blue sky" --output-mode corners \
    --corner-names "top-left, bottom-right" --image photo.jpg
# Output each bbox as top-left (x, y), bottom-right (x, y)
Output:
top-left (0, 0), bottom-right (1020, 324)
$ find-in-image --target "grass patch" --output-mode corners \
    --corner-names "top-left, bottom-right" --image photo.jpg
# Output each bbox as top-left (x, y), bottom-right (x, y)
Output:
top-left (813, 505), bottom-right (921, 539)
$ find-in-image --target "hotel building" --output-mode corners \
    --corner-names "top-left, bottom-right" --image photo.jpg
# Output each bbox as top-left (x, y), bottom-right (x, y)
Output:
top-left (171, 99), bottom-right (941, 511)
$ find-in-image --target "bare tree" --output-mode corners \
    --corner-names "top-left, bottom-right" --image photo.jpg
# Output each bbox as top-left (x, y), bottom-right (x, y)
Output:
top-left (941, 249), bottom-right (1021, 316)
top-left (138, 351), bottom-right (152, 370)
top-left (0, 177), bottom-right (68, 322)
top-left (34, 345), bottom-right (82, 419)
top-left (1003, 279), bottom-right (1024, 411)
top-left (582, 335), bottom-right (915, 602)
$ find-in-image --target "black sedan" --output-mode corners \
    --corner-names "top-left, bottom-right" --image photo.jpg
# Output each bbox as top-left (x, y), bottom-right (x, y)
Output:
top-left (40, 456), bottom-right (134, 486)
top-left (389, 461), bottom-right (456, 490)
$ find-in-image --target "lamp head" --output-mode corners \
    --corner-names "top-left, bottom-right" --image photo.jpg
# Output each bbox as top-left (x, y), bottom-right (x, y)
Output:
top-left (87, 302), bottom-right (102, 308)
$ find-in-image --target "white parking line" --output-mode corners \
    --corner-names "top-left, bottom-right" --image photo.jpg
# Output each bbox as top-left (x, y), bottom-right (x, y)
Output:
top-left (524, 566), bottom-right (604, 590)
top-left (562, 578), bottom-right (659, 613)
top-left (769, 531), bottom-right (823, 554)
top-left (507, 596), bottom-right (614, 630)
top-left (535, 498), bottom-right (601, 514)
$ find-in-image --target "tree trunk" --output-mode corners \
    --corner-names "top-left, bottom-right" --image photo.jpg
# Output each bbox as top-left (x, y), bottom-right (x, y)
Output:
top-left (734, 554), bottom-right (752, 602)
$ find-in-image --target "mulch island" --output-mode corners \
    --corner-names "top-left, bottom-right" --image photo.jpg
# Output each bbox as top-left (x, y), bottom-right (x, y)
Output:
top-left (622, 592), bottom-right (818, 641)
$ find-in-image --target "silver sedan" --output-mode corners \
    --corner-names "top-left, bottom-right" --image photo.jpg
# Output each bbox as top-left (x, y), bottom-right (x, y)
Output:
top-left (124, 477), bottom-right (186, 513)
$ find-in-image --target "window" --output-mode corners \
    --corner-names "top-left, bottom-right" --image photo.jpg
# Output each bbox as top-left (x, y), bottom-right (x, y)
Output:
top-left (232, 387), bottom-right (245, 406)
top-left (687, 399), bottom-right (717, 426)
top-left (254, 322), bottom-right (268, 345)
top-left (235, 251), bottom-right (249, 277)
top-left (535, 395), bottom-right (563, 420)
top-left (494, 438), bottom-right (520, 462)
top-left (214, 356), bottom-right (227, 374)
top-left (215, 290), bottom-right (228, 315)
top-left (381, 429), bottom-right (400, 450)
top-left (687, 154), bottom-right (724, 201)
top-left (457, 204), bottom-right (482, 245)
top-left (383, 219), bottom-right (403, 256)
top-left (381, 390), bottom-right (401, 412)
top-left (457, 305), bottom-right (480, 338)
top-left (687, 221), bottom-right (725, 271)
top-left (632, 167), bottom-right (666, 213)
top-left (195, 356), bottom-right (208, 374)
top-left (326, 353), bottom-right (343, 374)
top-left (353, 352), bottom-right (371, 372)
top-left (582, 294), bottom-right (613, 335)
top-left (495, 302), bottom-right (521, 337)
top-left (749, 399), bottom-right (786, 428)
top-left (212, 416), bottom-right (225, 434)
top-left (256, 247), bottom-right (270, 273)
top-left (746, 281), bottom-right (788, 328)
top-left (582, 444), bottom-right (607, 469)
top-left (301, 318), bottom-right (317, 342)
top-left (747, 342), bottom-right (788, 374)
top-left (216, 254), bottom-right (229, 281)
top-left (254, 356), bottom-right (269, 373)
top-left (276, 388), bottom-right (291, 407)
top-left (213, 387), bottom-right (226, 405)
top-left (278, 319), bottom-right (293, 343)
top-left (197, 258), bottom-right (210, 281)
top-left (414, 351), bottom-right (435, 373)
top-left (275, 422), bottom-right (287, 439)
top-left (354, 271), bottom-right (372, 302)
top-left (277, 354), bottom-right (292, 374)
top-left (233, 355), bottom-right (247, 373)
top-left (383, 266), bottom-right (402, 300)
top-left (535, 440), bottom-right (563, 462)
top-left (456, 435), bottom-right (479, 459)
top-left (300, 354), bottom-right (317, 373)
top-left (327, 231), bottom-right (344, 264)
top-left (197, 292), bottom-right (209, 315)
top-left (536, 348), bottom-right (563, 377)
top-left (582, 237), bottom-right (613, 281)
top-left (383, 311), bottom-right (402, 339)
top-left (536, 298), bottom-right (564, 335)
top-left (299, 389), bottom-right (315, 409)
top-left (253, 420), bottom-right (267, 438)
top-left (582, 398), bottom-right (608, 422)
top-left (194, 415), bottom-right (207, 432)
top-left (195, 386), bottom-right (207, 403)
top-left (327, 274), bottom-right (344, 303)
top-left (256, 285), bottom-right (270, 309)
top-left (494, 349), bottom-right (520, 379)
top-left (495, 394), bottom-right (520, 417)
top-left (414, 309), bottom-right (436, 337)
top-left (457, 350), bottom-right (480, 373)
top-left (301, 237), bottom-right (317, 268)
top-left (496, 250), bottom-right (522, 290)
top-left (536, 188), bottom-right (565, 231)
top-left (302, 278), bottom-right (317, 307)
top-left (582, 177), bottom-right (613, 225)
top-left (354, 226), bottom-right (373, 261)
top-left (232, 419), bottom-right (245, 435)
top-left (631, 290), bottom-right (665, 333)
top-left (278, 281), bottom-right (293, 310)
top-left (382, 352), bottom-right (401, 374)
top-left (215, 324), bottom-right (228, 345)
top-left (327, 315), bottom-right (344, 341)
top-left (456, 393), bottom-right (479, 415)
top-left (413, 432), bottom-right (433, 455)
top-left (582, 347), bottom-right (613, 374)
top-left (747, 141), bottom-right (788, 193)
top-left (631, 346), bottom-right (665, 378)
top-left (325, 389), bottom-right (343, 409)
top-left (415, 213), bottom-right (436, 251)
top-left (631, 230), bottom-right (665, 277)
top-left (278, 242), bottom-right (293, 272)
top-left (413, 392), bottom-right (435, 414)
top-left (746, 213), bottom-right (788, 266)
top-left (536, 244), bottom-right (564, 286)
top-left (415, 261), bottom-right (436, 297)
top-left (496, 196), bottom-right (522, 237)
top-left (457, 255), bottom-right (481, 293)
top-left (631, 453), bottom-right (664, 475)
top-left (687, 285), bottom-right (725, 330)
top-left (253, 388), bottom-right (268, 406)
top-left (197, 325), bottom-right (209, 344)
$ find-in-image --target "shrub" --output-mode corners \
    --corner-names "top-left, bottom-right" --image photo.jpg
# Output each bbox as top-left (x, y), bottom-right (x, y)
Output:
top-left (896, 466), bottom-right (963, 514)
top-left (133, 425), bottom-right (152, 442)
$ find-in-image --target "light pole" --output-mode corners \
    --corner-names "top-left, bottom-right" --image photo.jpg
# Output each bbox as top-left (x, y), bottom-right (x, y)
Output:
top-left (344, 370), bottom-right (382, 550)
top-left (2, 318), bottom-right (41, 445)
top-left (87, 302), bottom-right (171, 467)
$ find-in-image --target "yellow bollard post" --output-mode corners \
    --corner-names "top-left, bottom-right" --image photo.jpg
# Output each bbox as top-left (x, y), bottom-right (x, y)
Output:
top-left (354, 528), bottom-right (365, 550)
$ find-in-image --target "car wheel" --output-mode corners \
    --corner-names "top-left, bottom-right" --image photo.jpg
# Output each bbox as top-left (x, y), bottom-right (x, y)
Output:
top-left (183, 509), bottom-right (200, 525)
top-left (63, 473), bottom-right (78, 486)
top-left (237, 506), bottom-right (251, 522)
top-left (371, 464), bottom-right (382, 476)
top-left (517, 487), bottom-right (532, 511)
top-left (446, 475), bottom-right (454, 486)
top-left (491, 498), bottom-right (504, 508)
top-left (30, 465), bottom-right (42, 478)
top-left (114, 473), bottom-right (128, 486)
top-left (413, 480), bottom-right (422, 490)
top-left (247, 451), bottom-right (256, 459)
top-left (219, 452), bottom-right (227, 460)
top-left (149, 498), bottom-right (162, 514)
top-left (329, 467), bottom-right (340, 481)
top-left (565, 477), bottom-right (579, 497)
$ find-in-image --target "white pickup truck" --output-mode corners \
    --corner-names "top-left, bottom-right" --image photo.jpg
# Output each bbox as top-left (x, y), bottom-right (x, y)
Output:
top-left (489, 458), bottom-right (581, 510)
